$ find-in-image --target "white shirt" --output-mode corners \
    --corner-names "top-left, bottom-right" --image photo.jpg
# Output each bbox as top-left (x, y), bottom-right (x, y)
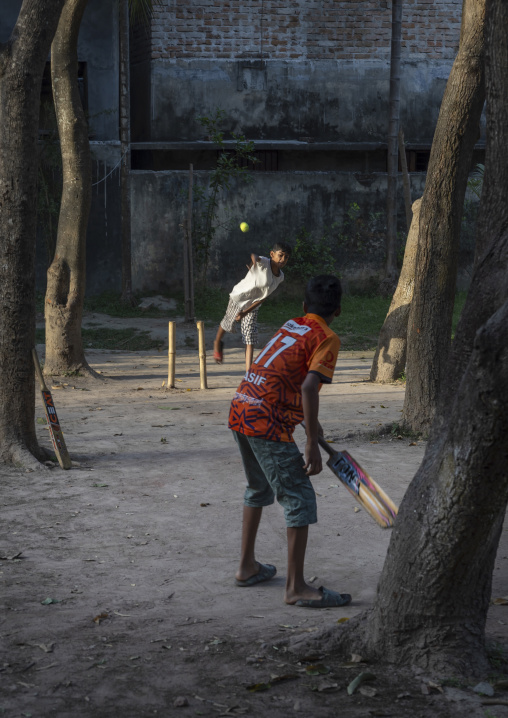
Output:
top-left (229, 256), bottom-right (284, 311)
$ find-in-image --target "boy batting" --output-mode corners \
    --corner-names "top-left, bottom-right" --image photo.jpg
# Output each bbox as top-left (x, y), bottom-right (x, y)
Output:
top-left (229, 275), bottom-right (351, 608)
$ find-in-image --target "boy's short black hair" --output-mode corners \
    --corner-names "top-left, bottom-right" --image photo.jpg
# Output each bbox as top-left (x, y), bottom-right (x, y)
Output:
top-left (271, 241), bottom-right (292, 255)
top-left (305, 275), bottom-right (342, 317)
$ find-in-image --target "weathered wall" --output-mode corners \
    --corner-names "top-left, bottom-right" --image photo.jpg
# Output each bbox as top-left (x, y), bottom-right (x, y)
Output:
top-left (148, 58), bottom-right (457, 144)
top-left (36, 143), bottom-right (123, 295)
top-left (130, 170), bottom-right (427, 294)
top-left (138, 0), bottom-right (466, 144)
top-left (150, 0), bottom-right (461, 62)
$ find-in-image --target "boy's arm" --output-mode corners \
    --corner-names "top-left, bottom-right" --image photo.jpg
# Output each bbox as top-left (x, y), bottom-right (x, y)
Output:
top-left (301, 372), bottom-right (323, 476)
top-left (235, 297), bottom-right (265, 319)
top-left (246, 253), bottom-right (260, 269)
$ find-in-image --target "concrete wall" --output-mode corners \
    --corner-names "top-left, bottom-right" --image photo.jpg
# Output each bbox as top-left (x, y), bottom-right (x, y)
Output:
top-left (36, 143), bottom-right (123, 295)
top-left (130, 169), bottom-right (428, 294)
top-left (149, 58), bottom-right (461, 144)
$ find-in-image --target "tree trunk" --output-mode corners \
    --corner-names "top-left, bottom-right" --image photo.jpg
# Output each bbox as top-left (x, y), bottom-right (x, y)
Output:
top-left (44, 0), bottom-right (94, 376)
top-left (398, 127), bottom-right (412, 230)
top-left (119, 0), bottom-right (134, 305)
top-left (292, 0), bottom-right (507, 676)
top-left (402, 0), bottom-right (486, 434)
top-left (0, 0), bottom-right (65, 465)
top-left (385, 0), bottom-right (402, 284)
top-left (370, 198), bottom-right (421, 383)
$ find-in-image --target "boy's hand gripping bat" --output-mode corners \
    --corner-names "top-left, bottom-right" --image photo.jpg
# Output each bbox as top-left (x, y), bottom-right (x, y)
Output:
top-left (32, 349), bottom-right (72, 470)
top-left (316, 432), bottom-right (398, 528)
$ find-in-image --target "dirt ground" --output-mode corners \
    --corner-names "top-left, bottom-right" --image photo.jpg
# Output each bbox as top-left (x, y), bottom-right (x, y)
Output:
top-left (2, 315), bottom-right (508, 717)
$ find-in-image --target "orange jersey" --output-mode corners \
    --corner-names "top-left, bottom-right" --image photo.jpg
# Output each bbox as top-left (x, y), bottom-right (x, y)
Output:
top-left (228, 313), bottom-right (340, 442)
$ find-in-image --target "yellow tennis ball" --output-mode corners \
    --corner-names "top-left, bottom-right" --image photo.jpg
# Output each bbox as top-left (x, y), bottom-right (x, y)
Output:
top-left (240, 222), bottom-right (249, 232)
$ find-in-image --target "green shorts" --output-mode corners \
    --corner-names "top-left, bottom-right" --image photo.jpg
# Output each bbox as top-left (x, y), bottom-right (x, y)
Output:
top-left (232, 431), bottom-right (317, 528)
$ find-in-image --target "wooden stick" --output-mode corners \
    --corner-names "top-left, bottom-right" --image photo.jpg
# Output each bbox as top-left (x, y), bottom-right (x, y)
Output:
top-left (196, 320), bottom-right (208, 390)
top-left (187, 163), bottom-right (195, 321)
top-left (168, 321), bottom-right (175, 389)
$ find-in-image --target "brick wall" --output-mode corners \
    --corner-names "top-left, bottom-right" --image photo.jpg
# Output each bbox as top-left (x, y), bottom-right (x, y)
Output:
top-left (150, 0), bottom-right (462, 62)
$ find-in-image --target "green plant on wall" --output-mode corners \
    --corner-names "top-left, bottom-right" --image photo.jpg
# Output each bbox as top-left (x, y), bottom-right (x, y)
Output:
top-left (286, 227), bottom-right (336, 282)
top-left (332, 201), bottom-right (385, 256)
top-left (192, 109), bottom-right (258, 279)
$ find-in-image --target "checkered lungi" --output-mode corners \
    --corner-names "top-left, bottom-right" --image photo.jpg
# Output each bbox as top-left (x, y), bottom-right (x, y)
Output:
top-left (220, 298), bottom-right (260, 345)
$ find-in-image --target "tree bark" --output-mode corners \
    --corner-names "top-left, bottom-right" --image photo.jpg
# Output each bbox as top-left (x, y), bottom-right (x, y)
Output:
top-left (402, 0), bottom-right (486, 433)
top-left (398, 127), bottom-right (412, 231)
top-left (291, 0), bottom-right (507, 676)
top-left (370, 198), bottom-right (421, 383)
top-left (384, 0), bottom-right (402, 284)
top-left (119, 0), bottom-right (134, 305)
top-left (0, 0), bottom-right (65, 465)
top-left (44, 0), bottom-right (94, 377)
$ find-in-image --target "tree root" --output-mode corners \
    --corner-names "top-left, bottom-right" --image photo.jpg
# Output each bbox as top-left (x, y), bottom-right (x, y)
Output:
top-left (288, 610), bottom-right (490, 678)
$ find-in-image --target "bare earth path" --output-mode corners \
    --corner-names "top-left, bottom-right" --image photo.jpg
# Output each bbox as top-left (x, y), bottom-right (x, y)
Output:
top-left (2, 342), bottom-right (508, 717)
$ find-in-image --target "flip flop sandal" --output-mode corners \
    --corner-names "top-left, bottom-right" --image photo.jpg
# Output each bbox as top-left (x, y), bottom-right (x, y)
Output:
top-left (294, 586), bottom-right (352, 608)
top-left (214, 340), bottom-right (224, 364)
top-left (235, 562), bottom-right (277, 587)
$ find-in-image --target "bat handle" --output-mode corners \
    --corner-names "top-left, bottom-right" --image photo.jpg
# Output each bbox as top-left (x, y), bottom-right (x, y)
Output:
top-left (301, 421), bottom-right (336, 458)
top-left (32, 348), bottom-right (47, 391)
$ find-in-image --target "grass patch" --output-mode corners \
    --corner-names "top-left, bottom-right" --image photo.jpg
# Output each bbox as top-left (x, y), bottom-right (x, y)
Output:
top-left (36, 291), bottom-right (183, 319)
top-left (192, 285), bottom-right (391, 351)
top-left (36, 327), bottom-right (164, 351)
top-left (83, 291), bottom-right (180, 319)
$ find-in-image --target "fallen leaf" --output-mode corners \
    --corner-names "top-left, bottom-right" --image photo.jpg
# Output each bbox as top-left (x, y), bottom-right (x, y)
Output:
top-left (0, 551), bottom-right (23, 560)
top-left (270, 673), bottom-right (299, 684)
top-left (41, 598), bottom-right (60, 605)
top-left (314, 679), bottom-right (339, 692)
top-left (246, 682), bottom-right (270, 692)
top-left (33, 643), bottom-right (54, 653)
top-left (305, 664), bottom-right (330, 676)
top-left (92, 612), bottom-right (108, 625)
top-left (347, 672), bottom-right (376, 695)
top-left (354, 507), bottom-right (361, 513)
top-left (200, 502), bottom-right (210, 507)
top-left (493, 597), bottom-right (508, 605)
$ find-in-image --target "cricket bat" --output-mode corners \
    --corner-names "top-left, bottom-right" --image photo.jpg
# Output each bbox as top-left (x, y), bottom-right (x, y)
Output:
top-left (32, 348), bottom-right (72, 470)
top-left (316, 432), bottom-right (398, 528)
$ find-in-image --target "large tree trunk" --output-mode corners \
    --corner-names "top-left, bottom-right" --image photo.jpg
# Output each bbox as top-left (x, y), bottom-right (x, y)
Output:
top-left (0, 0), bottom-right (65, 465)
top-left (292, 0), bottom-right (508, 677)
top-left (402, 0), bottom-right (486, 433)
top-left (119, 0), bottom-right (134, 305)
top-left (44, 0), bottom-right (94, 376)
top-left (370, 198), bottom-right (421, 383)
top-left (384, 0), bottom-right (402, 285)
